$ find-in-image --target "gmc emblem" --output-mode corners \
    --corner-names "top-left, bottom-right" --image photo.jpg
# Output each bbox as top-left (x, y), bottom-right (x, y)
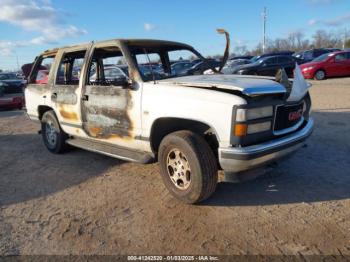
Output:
top-left (288, 109), bottom-right (303, 121)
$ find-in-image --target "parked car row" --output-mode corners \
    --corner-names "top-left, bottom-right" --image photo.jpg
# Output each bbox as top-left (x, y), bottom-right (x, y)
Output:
top-left (300, 51), bottom-right (350, 80)
top-left (0, 47), bottom-right (349, 112)
top-left (222, 48), bottom-right (350, 80)
top-left (0, 73), bottom-right (26, 109)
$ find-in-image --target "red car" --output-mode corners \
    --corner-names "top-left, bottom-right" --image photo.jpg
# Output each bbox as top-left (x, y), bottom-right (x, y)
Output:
top-left (35, 70), bottom-right (49, 84)
top-left (300, 51), bottom-right (350, 80)
top-left (0, 81), bottom-right (25, 109)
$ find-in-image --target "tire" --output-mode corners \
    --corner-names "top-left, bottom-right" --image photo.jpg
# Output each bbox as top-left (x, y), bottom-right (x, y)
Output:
top-left (158, 130), bottom-right (218, 204)
top-left (314, 70), bottom-right (326, 80)
top-left (41, 110), bottom-right (68, 153)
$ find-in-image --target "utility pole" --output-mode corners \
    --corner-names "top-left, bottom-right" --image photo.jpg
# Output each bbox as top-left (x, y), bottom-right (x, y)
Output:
top-left (16, 55), bottom-right (19, 71)
top-left (262, 7), bottom-right (267, 53)
top-left (343, 28), bottom-right (347, 49)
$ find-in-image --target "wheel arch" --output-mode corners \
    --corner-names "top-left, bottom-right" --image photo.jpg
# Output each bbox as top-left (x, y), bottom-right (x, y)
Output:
top-left (149, 117), bottom-right (220, 158)
top-left (38, 105), bottom-right (54, 120)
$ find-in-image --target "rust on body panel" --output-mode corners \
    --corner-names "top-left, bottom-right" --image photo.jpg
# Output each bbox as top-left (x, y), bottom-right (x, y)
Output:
top-left (59, 104), bottom-right (79, 121)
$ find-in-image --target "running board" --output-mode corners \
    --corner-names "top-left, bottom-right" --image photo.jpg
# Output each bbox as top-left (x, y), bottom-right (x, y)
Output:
top-left (66, 137), bottom-right (154, 164)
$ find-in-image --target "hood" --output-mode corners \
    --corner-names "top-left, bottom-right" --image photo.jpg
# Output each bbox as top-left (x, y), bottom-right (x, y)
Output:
top-left (157, 74), bottom-right (286, 97)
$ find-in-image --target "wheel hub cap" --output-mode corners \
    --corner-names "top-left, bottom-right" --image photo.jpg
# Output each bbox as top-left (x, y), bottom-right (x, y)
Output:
top-left (166, 149), bottom-right (191, 190)
top-left (45, 121), bottom-right (57, 146)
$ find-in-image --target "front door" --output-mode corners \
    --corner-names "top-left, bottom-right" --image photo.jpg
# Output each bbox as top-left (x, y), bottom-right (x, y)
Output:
top-left (81, 44), bottom-right (141, 149)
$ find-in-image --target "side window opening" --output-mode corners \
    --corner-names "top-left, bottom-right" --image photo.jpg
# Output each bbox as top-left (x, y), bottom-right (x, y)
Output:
top-left (56, 50), bottom-right (86, 85)
top-left (335, 53), bottom-right (347, 62)
top-left (87, 46), bottom-right (129, 86)
top-left (135, 53), bottom-right (162, 81)
top-left (30, 56), bottom-right (55, 84)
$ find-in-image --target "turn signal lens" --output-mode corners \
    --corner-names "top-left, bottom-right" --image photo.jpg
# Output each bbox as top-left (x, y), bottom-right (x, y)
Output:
top-left (234, 123), bottom-right (248, 136)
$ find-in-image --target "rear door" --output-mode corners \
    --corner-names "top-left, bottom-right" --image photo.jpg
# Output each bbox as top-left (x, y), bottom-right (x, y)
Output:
top-left (50, 47), bottom-right (90, 131)
top-left (25, 54), bottom-right (56, 119)
top-left (332, 53), bottom-right (348, 76)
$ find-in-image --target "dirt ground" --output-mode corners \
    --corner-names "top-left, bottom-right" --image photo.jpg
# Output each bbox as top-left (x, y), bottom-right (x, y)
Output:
top-left (0, 77), bottom-right (350, 256)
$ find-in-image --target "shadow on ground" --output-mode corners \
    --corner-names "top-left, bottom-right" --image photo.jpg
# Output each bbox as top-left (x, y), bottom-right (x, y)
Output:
top-left (0, 133), bottom-right (123, 207)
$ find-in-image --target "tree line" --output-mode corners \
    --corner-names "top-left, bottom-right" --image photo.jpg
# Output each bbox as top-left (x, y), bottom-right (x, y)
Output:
top-left (207, 29), bottom-right (350, 59)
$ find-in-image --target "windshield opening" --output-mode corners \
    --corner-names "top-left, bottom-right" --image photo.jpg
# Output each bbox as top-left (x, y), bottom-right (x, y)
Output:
top-left (127, 44), bottom-right (218, 81)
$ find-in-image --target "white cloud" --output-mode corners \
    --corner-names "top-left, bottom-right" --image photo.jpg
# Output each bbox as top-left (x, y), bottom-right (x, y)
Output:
top-left (0, 0), bottom-right (87, 54)
top-left (144, 23), bottom-right (156, 32)
top-left (308, 13), bottom-right (350, 27)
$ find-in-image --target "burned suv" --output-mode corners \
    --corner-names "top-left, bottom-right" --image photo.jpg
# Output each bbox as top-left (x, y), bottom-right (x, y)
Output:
top-left (25, 38), bottom-right (313, 204)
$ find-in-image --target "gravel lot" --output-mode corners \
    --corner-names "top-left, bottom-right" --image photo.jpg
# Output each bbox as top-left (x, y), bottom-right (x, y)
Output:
top-left (0, 77), bottom-right (350, 256)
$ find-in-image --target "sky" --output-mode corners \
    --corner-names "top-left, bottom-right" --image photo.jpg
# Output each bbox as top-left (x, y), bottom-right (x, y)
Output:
top-left (0, 0), bottom-right (349, 70)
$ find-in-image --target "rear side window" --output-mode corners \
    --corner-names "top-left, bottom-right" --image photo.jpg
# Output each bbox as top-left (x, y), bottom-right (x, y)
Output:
top-left (335, 53), bottom-right (347, 62)
top-left (56, 50), bottom-right (86, 85)
top-left (30, 56), bottom-right (55, 84)
top-left (278, 56), bottom-right (292, 63)
top-left (314, 50), bottom-right (326, 57)
top-left (264, 57), bottom-right (277, 65)
top-left (304, 51), bottom-right (313, 60)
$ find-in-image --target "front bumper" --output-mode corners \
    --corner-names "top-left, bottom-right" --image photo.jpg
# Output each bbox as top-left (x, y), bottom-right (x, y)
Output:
top-left (219, 118), bottom-right (314, 173)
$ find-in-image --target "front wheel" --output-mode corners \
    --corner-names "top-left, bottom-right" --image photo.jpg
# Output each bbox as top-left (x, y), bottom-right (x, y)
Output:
top-left (158, 130), bottom-right (218, 204)
top-left (41, 110), bottom-right (68, 153)
top-left (314, 70), bottom-right (326, 80)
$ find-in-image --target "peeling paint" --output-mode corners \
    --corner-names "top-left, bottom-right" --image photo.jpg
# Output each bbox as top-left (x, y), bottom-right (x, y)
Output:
top-left (82, 85), bottom-right (133, 139)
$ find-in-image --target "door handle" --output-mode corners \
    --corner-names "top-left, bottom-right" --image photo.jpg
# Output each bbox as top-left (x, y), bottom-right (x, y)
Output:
top-left (51, 92), bottom-right (57, 99)
top-left (82, 95), bottom-right (89, 101)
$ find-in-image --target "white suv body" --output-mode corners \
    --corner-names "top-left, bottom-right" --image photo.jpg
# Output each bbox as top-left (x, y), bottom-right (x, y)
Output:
top-left (25, 39), bottom-right (313, 203)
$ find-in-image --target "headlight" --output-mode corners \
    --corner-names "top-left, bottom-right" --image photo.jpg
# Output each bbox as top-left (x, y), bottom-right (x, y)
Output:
top-left (302, 66), bottom-right (314, 71)
top-left (236, 106), bottom-right (273, 121)
top-left (237, 70), bottom-right (245, 75)
top-left (247, 121), bottom-right (271, 134)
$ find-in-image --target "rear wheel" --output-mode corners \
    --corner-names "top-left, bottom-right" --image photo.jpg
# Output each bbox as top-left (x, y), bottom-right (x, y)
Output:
top-left (314, 70), bottom-right (326, 80)
top-left (158, 130), bottom-right (218, 204)
top-left (41, 110), bottom-right (68, 153)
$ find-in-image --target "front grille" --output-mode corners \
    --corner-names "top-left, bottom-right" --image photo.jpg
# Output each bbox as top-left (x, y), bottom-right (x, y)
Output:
top-left (274, 102), bottom-right (304, 131)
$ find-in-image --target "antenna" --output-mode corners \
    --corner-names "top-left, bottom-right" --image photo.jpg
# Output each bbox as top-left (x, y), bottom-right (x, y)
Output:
top-left (262, 7), bottom-right (267, 53)
top-left (143, 48), bottom-right (156, 84)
